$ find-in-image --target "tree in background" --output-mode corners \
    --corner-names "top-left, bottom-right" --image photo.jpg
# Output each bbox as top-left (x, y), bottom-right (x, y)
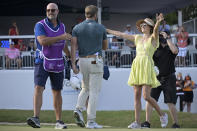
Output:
top-left (165, 12), bottom-right (177, 25)
top-left (165, 4), bottom-right (197, 25)
top-left (182, 4), bottom-right (197, 21)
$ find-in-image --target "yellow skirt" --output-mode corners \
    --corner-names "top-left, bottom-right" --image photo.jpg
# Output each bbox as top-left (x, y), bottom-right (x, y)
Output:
top-left (128, 56), bottom-right (160, 88)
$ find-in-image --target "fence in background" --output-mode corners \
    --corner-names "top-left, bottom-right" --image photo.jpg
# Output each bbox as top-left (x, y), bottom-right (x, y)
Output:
top-left (0, 51), bottom-right (35, 69)
top-left (0, 49), bottom-right (197, 70)
top-left (0, 35), bottom-right (197, 69)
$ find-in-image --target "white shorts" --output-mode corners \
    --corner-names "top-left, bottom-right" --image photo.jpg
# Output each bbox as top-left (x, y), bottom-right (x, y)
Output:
top-left (177, 47), bottom-right (187, 57)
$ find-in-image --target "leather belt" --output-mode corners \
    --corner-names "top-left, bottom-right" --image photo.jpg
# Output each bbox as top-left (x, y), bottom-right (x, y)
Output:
top-left (80, 55), bottom-right (102, 64)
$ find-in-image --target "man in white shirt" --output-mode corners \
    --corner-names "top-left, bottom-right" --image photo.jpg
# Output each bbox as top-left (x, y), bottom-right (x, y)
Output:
top-left (124, 24), bottom-right (135, 35)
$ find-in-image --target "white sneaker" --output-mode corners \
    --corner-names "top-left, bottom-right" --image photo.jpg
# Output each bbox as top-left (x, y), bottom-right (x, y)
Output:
top-left (128, 121), bottom-right (141, 129)
top-left (160, 113), bottom-right (168, 128)
top-left (73, 109), bottom-right (85, 127)
top-left (55, 120), bottom-right (67, 129)
top-left (86, 121), bottom-right (103, 129)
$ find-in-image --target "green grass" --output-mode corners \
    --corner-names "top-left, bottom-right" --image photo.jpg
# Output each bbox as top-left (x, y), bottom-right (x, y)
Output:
top-left (0, 126), bottom-right (197, 131)
top-left (0, 110), bottom-right (197, 128)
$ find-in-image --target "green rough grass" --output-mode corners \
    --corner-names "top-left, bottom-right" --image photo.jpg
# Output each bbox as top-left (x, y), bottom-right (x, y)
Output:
top-left (0, 110), bottom-right (197, 128)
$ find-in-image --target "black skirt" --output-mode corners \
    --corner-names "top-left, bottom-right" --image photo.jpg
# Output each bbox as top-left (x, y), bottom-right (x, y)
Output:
top-left (183, 91), bottom-right (193, 103)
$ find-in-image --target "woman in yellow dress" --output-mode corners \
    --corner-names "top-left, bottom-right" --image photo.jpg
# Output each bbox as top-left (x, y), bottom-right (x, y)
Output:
top-left (106, 14), bottom-right (168, 128)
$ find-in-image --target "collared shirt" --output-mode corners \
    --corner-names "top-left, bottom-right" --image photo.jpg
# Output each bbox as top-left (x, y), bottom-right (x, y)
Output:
top-left (34, 18), bottom-right (61, 64)
top-left (153, 44), bottom-right (177, 76)
top-left (72, 19), bottom-right (107, 57)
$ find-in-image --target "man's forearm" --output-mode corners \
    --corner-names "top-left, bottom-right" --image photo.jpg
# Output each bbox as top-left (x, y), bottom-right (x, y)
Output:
top-left (167, 39), bottom-right (178, 54)
top-left (71, 40), bottom-right (77, 66)
top-left (38, 35), bottom-right (63, 46)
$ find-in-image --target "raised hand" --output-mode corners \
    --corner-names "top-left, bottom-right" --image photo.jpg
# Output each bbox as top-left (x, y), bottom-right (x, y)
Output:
top-left (160, 31), bottom-right (168, 39)
top-left (156, 13), bottom-right (164, 22)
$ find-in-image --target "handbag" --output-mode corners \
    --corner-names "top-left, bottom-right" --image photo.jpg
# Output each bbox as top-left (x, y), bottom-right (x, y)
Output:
top-left (103, 65), bottom-right (110, 80)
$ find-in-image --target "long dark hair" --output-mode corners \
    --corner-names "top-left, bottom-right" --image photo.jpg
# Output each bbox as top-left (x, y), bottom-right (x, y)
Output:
top-left (185, 75), bottom-right (191, 81)
top-left (150, 26), bottom-right (153, 34)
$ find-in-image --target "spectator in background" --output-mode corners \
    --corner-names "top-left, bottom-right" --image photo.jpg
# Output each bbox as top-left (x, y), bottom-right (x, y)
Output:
top-left (27, 39), bottom-right (36, 51)
top-left (124, 24), bottom-right (136, 50)
top-left (111, 36), bottom-right (121, 49)
top-left (5, 41), bottom-right (21, 69)
top-left (8, 22), bottom-right (19, 45)
top-left (159, 20), bottom-right (170, 32)
top-left (110, 36), bottom-right (121, 67)
top-left (15, 39), bottom-right (27, 51)
top-left (27, 39), bottom-right (36, 60)
top-left (182, 75), bottom-right (196, 113)
top-left (176, 72), bottom-right (184, 112)
top-left (124, 24), bottom-right (135, 35)
top-left (175, 26), bottom-right (189, 66)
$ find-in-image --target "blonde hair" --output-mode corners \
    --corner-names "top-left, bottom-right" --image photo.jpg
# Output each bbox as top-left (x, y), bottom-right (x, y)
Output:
top-left (177, 72), bottom-right (182, 77)
top-left (85, 5), bottom-right (98, 18)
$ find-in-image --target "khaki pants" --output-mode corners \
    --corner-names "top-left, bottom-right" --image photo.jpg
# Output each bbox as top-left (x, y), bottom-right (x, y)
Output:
top-left (76, 57), bottom-right (103, 121)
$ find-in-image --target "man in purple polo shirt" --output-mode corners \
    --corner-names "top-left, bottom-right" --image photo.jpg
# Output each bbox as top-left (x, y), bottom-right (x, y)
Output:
top-left (27, 3), bottom-right (71, 129)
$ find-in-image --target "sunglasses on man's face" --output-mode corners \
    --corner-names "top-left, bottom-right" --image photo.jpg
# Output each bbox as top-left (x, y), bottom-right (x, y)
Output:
top-left (46, 9), bottom-right (56, 13)
top-left (140, 23), bottom-right (148, 28)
